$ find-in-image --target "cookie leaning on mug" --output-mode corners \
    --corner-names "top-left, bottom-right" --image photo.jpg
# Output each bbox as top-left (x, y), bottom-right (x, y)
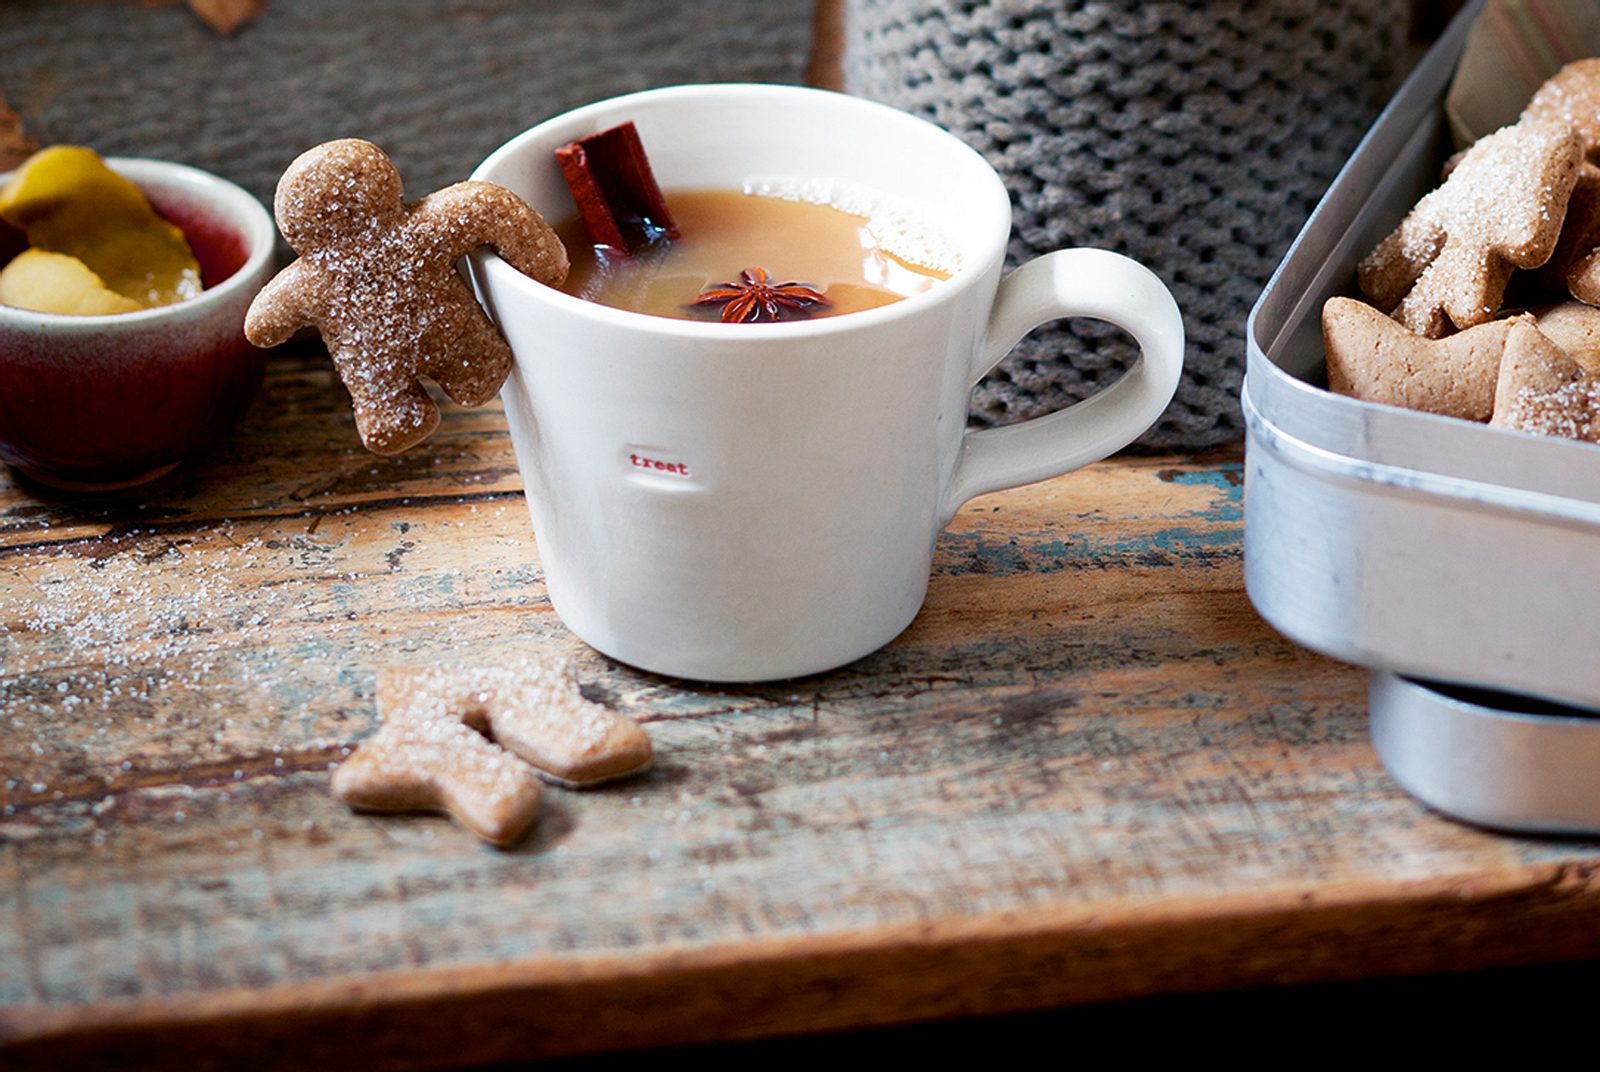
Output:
top-left (245, 139), bottom-right (568, 454)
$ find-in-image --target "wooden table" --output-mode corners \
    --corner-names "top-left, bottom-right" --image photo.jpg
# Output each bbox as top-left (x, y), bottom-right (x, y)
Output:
top-left (4, 350), bottom-right (1599, 1068)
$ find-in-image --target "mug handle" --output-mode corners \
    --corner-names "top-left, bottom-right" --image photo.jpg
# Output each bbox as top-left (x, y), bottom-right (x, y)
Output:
top-left (941, 248), bottom-right (1185, 522)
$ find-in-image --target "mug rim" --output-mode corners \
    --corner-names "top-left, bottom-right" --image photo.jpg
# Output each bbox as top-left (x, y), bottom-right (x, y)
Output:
top-left (470, 82), bottom-right (1014, 339)
top-left (0, 156), bottom-right (277, 333)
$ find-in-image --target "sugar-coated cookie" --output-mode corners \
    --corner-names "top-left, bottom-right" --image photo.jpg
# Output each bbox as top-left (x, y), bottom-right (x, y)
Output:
top-left (380, 660), bottom-right (653, 789)
top-left (1323, 296), bottom-right (1527, 420)
top-left (245, 139), bottom-right (568, 454)
top-left (1531, 301), bottom-right (1600, 373)
top-left (1520, 63), bottom-right (1600, 305)
top-left (331, 656), bottom-right (653, 846)
top-left (1523, 58), bottom-right (1600, 164)
top-left (331, 695), bottom-right (544, 847)
top-left (1357, 120), bottom-right (1581, 338)
top-left (1536, 164), bottom-right (1600, 301)
top-left (1491, 319), bottom-right (1600, 442)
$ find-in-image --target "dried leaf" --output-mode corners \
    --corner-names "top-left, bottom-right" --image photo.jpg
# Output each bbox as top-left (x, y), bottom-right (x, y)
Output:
top-left (0, 90), bottom-right (38, 173)
top-left (187, 0), bottom-right (264, 36)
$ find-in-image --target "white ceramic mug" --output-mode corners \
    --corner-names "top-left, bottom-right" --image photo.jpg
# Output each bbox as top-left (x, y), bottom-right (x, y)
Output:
top-left (469, 84), bottom-right (1183, 681)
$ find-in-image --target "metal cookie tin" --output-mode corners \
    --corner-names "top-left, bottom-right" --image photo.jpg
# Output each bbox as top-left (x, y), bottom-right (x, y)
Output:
top-left (1370, 673), bottom-right (1600, 835)
top-left (1243, 0), bottom-right (1600, 713)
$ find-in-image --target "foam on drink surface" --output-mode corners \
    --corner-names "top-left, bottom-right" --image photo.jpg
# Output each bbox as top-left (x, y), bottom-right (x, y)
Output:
top-left (741, 175), bottom-right (964, 277)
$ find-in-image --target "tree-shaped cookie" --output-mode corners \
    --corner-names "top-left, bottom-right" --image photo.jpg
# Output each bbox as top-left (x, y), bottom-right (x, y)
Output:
top-left (245, 140), bottom-right (568, 454)
top-left (1358, 120), bottom-right (1581, 338)
top-left (331, 686), bottom-right (546, 847)
top-left (1525, 61), bottom-right (1600, 305)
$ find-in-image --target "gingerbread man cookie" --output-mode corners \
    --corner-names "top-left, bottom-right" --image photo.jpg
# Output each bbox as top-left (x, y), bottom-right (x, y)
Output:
top-left (245, 140), bottom-right (567, 454)
top-left (331, 656), bottom-right (653, 846)
top-left (1357, 119), bottom-right (1581, 338)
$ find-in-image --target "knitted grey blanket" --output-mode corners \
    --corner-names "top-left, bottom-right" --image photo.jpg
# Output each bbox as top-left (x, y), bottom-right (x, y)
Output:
top-left (844, 0), bottom-right (1408, 448)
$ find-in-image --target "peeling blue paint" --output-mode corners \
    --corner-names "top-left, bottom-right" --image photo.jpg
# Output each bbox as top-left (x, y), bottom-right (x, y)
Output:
top-left (937, 465), bottom-right (1244, 576)
top-left (489, 565), bottom-right (541, 590)
top-left (396, 576), bottom-right (462, 606)
top-left (1100, 525), bottom-right (1240, 557)
top-left (1160, 465), bottom-right (1244, 522)
top-left (328, 583), bottom-right (360, 613)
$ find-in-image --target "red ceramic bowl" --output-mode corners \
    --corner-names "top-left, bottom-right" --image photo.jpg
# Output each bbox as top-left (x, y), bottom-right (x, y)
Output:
top-left (0, 157), bottom-right (276, 490)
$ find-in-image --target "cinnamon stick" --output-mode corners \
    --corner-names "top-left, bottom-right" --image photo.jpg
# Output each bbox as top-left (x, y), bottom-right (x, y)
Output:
top-left (555, 122), bottom-right (678, 254)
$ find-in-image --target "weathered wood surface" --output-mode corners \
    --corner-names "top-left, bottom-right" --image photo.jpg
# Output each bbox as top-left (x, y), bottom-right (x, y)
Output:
top-left (3, 349), bottom-right (1599, 1068)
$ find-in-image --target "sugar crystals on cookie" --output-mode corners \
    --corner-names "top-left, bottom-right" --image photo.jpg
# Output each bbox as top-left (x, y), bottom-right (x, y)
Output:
top-left (331, 655), bottom-right (653, 847)
top-left (1357, 119), bottom-right (1580, 338)
top-left (1524, 60), bottom-right (1600, 305)
top-left (245, 139), bottom-right (568, 454)
top-left (1326, 60), bottom-right (1600, 449)
top-left (331, 689), bottom-right (545, 847)
top-left (1491, 319), bottom-right (1600, 443)
top-left (380, 660), bottom-right (653, 789)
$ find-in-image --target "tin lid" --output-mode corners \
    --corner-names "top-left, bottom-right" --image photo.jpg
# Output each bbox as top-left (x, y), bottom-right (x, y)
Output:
top-left (1370, 671), bottom-right (1600, 835)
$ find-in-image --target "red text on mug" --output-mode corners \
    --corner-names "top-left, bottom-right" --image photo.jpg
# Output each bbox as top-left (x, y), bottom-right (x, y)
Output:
top-left (628, 452), bottom-right (690, 477)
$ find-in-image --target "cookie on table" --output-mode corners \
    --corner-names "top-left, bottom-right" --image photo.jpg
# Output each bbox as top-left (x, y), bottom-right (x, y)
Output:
top-left (1323, 296), bottom-right (1527, 420)
top-left (245, 139), bottom-right (568, 455)
top-left (1491, 319), bottom-right (1600, 443)
top-left (381, 660), bottom-right (654, 789)
top-left (331, 693), bottom-right (544, 847)
top-left (331, 655), bottom-right (653, 847)
top-left (1357, 119), bottom-right (1581, 338)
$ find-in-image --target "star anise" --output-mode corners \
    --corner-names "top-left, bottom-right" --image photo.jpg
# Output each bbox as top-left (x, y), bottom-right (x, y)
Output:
top-left (692, 267), bottom-right (831, 323)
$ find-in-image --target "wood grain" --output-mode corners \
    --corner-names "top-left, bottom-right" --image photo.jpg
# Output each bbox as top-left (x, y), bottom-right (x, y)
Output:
top-left (3, 349), bottom-right (1598, 1068)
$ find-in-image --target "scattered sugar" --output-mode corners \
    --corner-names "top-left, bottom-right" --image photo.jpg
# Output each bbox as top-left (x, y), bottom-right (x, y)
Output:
top-left (1, 512), bottom-right (514, 820)
top-left (742, 174), bottom-right (963, 275)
